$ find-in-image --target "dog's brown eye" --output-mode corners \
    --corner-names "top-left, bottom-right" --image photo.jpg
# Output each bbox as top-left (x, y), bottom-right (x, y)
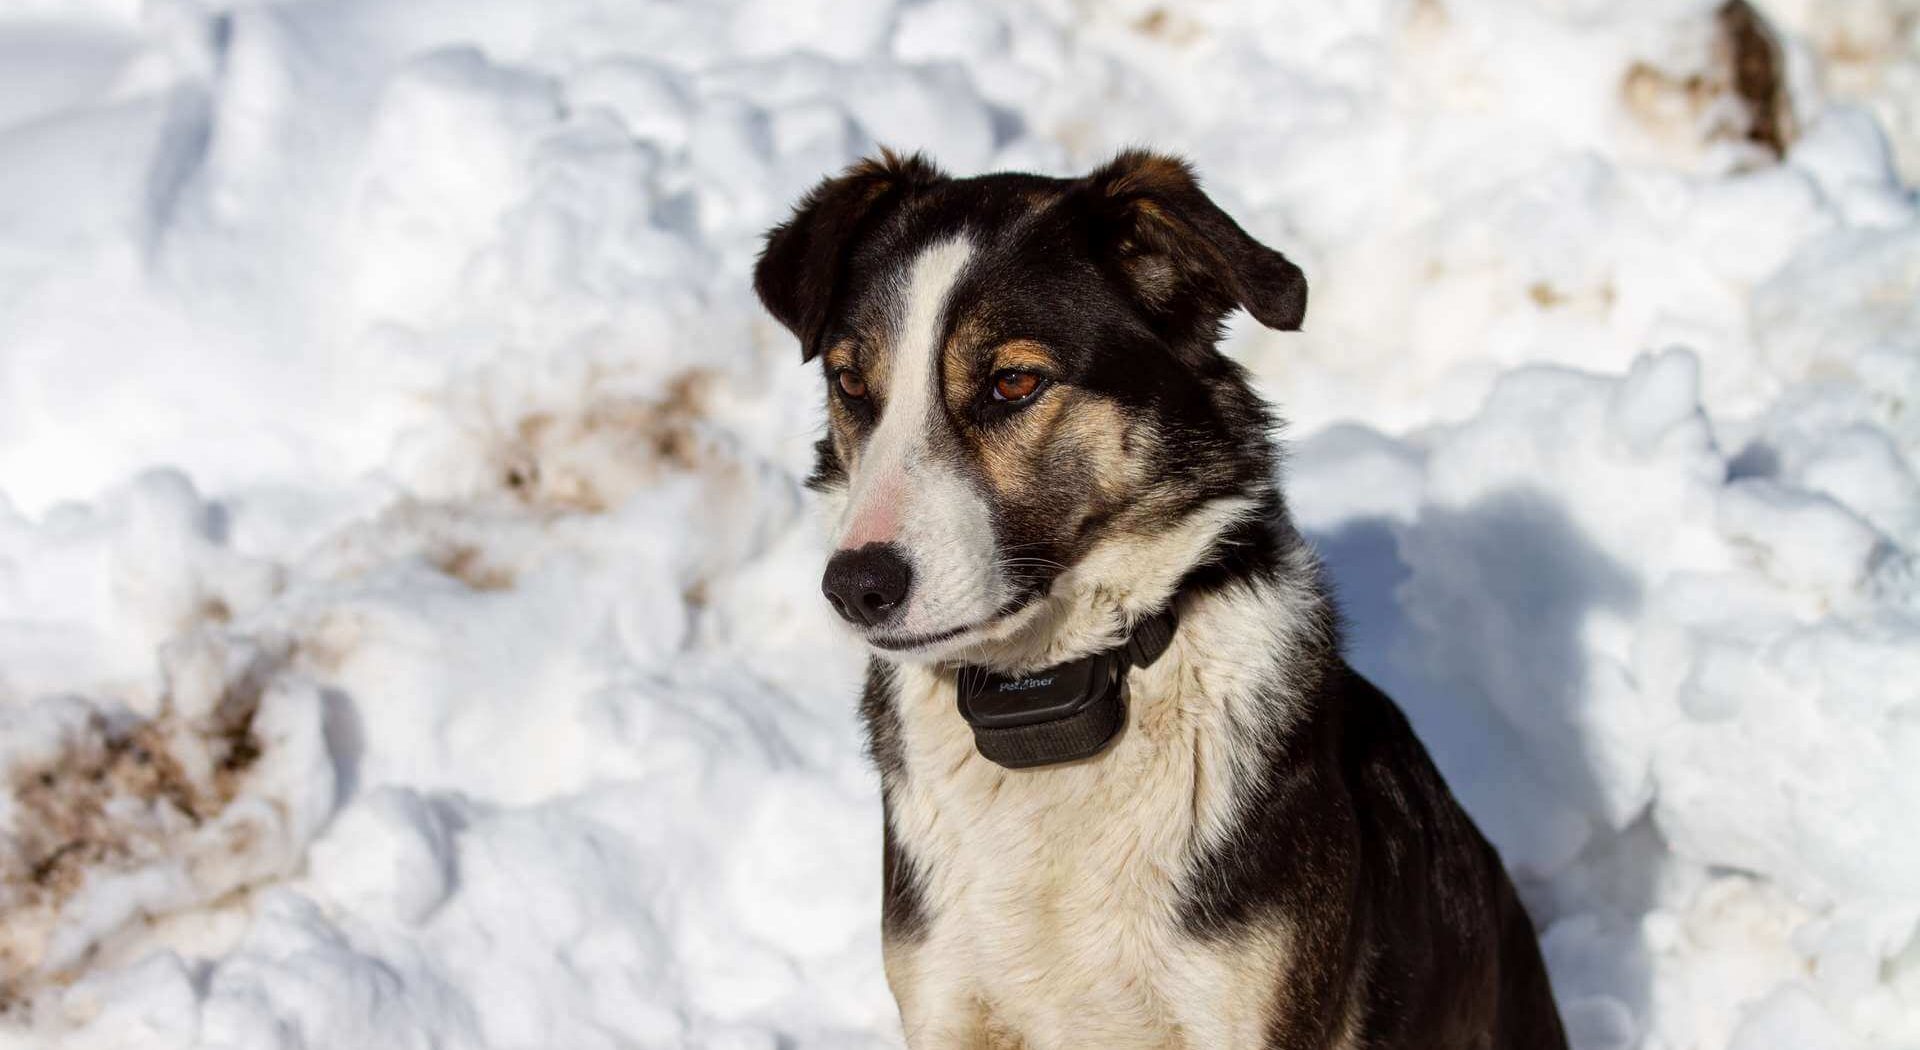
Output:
top-left (836, 369), bottom-right (868, 399)
top-left (991, 370), bottom-right (1042, 403)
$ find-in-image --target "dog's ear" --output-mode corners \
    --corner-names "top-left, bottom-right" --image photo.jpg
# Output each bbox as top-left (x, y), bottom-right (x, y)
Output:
top-left (755, 149), bottom-right (945, 361)
top-left (1078, 150), bottom-right (1307, 338)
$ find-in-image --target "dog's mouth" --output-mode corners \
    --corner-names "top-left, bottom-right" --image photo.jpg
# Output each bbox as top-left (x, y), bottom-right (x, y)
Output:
top-left (862, 590), bottom-right (1049, 657)
top-left (866, 621), bottom-right (982, 652)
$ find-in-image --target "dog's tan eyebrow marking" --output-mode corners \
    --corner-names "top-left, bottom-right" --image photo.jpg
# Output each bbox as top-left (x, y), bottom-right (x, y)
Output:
top-left (823, 340), bottom-right (860, 370)
top-left (990, 339), bottom-right (1058, 373)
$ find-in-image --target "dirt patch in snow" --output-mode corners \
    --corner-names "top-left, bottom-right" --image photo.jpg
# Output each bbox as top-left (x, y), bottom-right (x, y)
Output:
top-left (1623, 0), bottom-right (1795, 162)
top-left (0, 679), bottom-right (266, 1010)
top-left (500, 369), bottom-right (721, 513)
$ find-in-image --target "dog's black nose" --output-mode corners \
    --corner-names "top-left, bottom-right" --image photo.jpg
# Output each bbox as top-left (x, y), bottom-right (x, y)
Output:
top-left (822, 544), bottom-right (912, 627)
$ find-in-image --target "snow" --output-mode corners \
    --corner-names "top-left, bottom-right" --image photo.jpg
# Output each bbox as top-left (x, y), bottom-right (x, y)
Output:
top-left (0, 0), bottom-right (1916, 1047)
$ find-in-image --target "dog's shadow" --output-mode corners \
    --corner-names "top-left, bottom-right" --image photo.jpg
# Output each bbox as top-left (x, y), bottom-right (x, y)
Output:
top-left (1306, 488), bottom-right (1652, 1049)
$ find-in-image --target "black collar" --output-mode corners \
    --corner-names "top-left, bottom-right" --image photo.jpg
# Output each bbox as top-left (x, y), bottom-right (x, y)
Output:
top-left (954, 606), bottom-right (1180, 770)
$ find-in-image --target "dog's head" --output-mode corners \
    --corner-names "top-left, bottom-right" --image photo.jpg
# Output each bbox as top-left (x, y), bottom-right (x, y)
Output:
top-left (755, 150), bottom-right (1307, 667)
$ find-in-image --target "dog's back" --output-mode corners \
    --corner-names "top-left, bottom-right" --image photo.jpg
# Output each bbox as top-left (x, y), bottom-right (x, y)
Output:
top-left (1309, 671), bottom-right (1566, 1048)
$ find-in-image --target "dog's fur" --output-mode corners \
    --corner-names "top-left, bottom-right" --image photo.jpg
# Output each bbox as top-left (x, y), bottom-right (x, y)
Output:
top-left (754, 150), bottom-right (1569, 1049)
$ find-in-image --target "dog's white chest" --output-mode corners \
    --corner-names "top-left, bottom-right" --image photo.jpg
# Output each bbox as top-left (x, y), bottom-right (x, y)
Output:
top-left (884, 663), bottom-right (1275, 1049)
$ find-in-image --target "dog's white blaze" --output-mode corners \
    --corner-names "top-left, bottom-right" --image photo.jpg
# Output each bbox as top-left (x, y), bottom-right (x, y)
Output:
top-left (837, 238), bottom-right (955, 546)
top-left (834, 235), bottom-right (1002, 644)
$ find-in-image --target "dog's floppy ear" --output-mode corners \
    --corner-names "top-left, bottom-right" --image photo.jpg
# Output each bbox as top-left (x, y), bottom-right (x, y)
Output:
top-left (1079, 149), bottom-right (1307, 336)
top-left (755, 149), bottom-right (945, 361)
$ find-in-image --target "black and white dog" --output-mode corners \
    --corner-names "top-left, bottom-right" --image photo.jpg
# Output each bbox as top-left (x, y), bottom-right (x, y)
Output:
top-left (755, 150), bottom-right (1569, 1050)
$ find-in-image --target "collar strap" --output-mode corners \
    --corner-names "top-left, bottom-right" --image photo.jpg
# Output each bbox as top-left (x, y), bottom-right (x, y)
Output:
top-left (955, 606), bottom-right (1179, 770)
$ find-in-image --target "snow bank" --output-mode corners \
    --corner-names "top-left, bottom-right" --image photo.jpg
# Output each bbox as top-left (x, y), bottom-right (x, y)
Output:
top-left (1, 0), bottom-right (1917, 1047)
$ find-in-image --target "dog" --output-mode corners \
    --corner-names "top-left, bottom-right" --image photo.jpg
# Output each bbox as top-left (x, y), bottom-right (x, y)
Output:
top-left (754, 149), bottom-right (1570, 1050)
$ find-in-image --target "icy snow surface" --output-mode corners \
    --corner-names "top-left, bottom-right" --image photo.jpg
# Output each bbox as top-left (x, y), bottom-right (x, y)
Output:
top-left (1, 0), bottom-right (1917, 1047)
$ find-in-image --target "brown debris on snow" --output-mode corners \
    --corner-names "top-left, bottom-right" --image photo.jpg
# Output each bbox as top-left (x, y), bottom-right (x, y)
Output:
top-left (1718, 0), bottom-right (1793, 158)
top-left (0, 655), bottom-right (271, 1012)
top-left (1622, 0), bottom-right (1796, 164)
top-left (499, 369), bottom-right (723, 513)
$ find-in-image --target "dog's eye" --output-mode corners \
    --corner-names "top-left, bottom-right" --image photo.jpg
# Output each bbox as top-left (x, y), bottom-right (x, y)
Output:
top-left (835, 368), bottom-right (868, 399)
top-left (990, 370), bottom-right (1043, 403)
